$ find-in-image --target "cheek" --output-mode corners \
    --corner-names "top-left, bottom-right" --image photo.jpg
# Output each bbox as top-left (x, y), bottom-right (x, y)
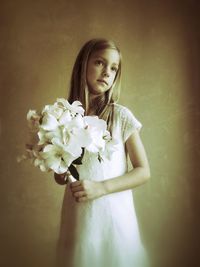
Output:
top-left (88, 67), bottom-right (99, 79)
top-left (110, 73), bottom-right (117, 83)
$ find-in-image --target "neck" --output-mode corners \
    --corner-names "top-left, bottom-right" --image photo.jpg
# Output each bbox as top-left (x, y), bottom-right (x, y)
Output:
top-left (88, 93), bottom-right (105, 115)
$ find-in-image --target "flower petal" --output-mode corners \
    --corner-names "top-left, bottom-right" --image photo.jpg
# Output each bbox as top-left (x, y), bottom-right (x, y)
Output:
top-left (59, 110), bottom-right (72, 125)
top-left (40, 114), bottom-right (59, 131)
top-left (57, 98), bottom-right (85, 115)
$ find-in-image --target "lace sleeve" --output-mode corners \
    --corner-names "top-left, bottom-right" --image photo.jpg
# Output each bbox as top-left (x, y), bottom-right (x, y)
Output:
top-left (121, 107), bottom-right (142, 143)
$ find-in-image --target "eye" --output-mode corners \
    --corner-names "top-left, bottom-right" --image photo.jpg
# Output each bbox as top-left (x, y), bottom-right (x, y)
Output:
top-left (111, 66), bottom-right (118, 72)
top-left (95, 60), bottom-right (104, 66)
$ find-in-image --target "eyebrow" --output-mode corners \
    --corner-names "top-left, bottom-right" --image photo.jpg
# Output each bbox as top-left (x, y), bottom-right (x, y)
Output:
top-left (94, 56), bottom-right (119, 66)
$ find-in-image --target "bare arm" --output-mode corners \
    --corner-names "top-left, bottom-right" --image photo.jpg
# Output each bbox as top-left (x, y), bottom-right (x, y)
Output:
top-left (101, 129), bottom-right (151, 195)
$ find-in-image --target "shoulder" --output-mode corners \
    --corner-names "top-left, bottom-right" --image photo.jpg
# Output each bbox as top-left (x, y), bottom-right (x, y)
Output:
top-left (113, 103), bottom-right (135, 119)
top-left (113, 103), bottom-right (143, 140)
top-left (115, 104), bottom-right (142, 129)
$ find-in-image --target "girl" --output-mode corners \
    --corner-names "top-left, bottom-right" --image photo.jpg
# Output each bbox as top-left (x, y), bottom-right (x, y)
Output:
top-left (54, 38), bottom-right (151, 267)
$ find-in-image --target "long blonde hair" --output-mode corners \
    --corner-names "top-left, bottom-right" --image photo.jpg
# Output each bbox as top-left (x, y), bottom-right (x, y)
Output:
top-left (68, 38), bottom-right (122, 133)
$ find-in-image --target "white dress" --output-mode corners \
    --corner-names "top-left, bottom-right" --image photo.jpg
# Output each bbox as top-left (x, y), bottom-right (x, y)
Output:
top-left (56, 104), bottom-right (150, 267)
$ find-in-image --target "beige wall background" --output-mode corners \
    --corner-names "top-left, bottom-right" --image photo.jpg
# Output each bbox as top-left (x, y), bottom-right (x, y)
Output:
top-left (0, 0), bottom-right (199, 266)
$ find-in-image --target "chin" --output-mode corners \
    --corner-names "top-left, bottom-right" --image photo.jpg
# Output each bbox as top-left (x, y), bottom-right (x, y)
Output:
top-left (90, 86), bottom-right (108, 95)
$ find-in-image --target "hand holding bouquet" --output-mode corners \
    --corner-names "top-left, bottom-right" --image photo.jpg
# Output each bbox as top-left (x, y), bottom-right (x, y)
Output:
top-left (18, 98), bottom-right (117, 184)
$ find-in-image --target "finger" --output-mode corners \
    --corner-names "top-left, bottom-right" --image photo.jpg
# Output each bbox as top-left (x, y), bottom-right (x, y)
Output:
top-left (76, 196), bottom-right (87, 203)
top-left (73, 191), bottom-right (87, 198)
top-left (70, 181), bottom-right (82, 188)
top-left (70, 185), bottom-right (83, 193)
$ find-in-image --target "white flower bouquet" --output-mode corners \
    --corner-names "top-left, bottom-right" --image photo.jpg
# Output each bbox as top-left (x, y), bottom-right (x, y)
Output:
top-left (18, 98), bottom-right (117, 182)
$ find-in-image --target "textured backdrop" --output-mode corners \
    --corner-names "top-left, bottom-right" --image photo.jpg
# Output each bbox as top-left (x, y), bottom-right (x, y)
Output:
top-left (0, 0), bottom-right (200, 266)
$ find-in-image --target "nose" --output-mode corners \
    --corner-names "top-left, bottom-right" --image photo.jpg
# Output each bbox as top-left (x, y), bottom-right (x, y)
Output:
top-left (102, 67), bottom-right (110, 77)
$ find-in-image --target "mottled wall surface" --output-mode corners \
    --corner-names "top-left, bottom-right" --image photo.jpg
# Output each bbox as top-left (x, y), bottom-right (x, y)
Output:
top-left (0, 0), bottom-right (200, 267)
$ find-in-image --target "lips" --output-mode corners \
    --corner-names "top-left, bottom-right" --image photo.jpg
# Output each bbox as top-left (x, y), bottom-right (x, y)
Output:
top-left (97, 79), bottom-right (108, 85)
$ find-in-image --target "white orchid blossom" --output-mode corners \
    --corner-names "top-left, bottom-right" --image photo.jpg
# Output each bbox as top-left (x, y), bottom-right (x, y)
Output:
top-left (57, 98), bottom-right (84, 116)
top-left (84, 128), bottom-right (105, 153)
top-left (99, 138), bottom-right (119, 161)
top-left (40, 113), bottom-right (59, 131)
top-left (34, 156), bottom-right (49, 172)
top-left (42, 103), bottom-right (63, 119)
top-left (40, 138), bottom-right (78, 174)
top-left (83, 116), bottom-right (109, 153)
top-left (19, 98), bottom-right (118, 179)
top-left (65, 128), bottom-right (92, 154)
top-left (59, 110), bottom-right (72, 125)
top-left (84, 116), bottom-right (107, 131)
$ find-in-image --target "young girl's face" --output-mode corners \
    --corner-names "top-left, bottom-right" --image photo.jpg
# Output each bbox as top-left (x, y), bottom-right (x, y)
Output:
top-left (86, 48), bottom-right (120, 95)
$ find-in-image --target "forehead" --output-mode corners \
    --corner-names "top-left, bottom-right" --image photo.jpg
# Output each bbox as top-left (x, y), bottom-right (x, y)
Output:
top-left (90, 48), bottom-right (120, 65)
